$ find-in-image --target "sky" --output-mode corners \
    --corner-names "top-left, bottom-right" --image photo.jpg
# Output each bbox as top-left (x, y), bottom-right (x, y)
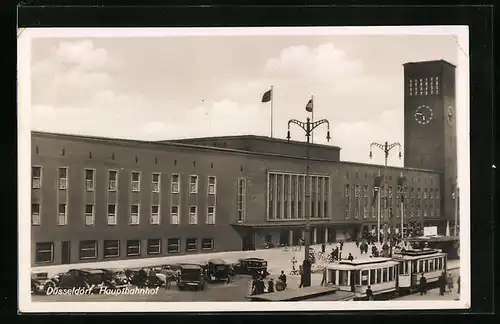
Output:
top-left (29, 32), bottom-right (460, 167)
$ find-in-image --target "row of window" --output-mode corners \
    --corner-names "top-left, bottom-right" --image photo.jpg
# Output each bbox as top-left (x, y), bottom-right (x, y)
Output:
top-left (35, 238), bottom-right (215, 263)
top-left (31, 166), bottom-right (217, 195)
top-left (399, 256), bottom-right (445, 275)
top-left (344, 184), bottom-right (440, 200)
top-left (329, 265), bottom-right (398, 286)
top-left (267, 172), bottom-right (330, 220)
top-left (31, 203), bottom-right (216, 226)
top-left (408, 76), bottom-right (440, 96)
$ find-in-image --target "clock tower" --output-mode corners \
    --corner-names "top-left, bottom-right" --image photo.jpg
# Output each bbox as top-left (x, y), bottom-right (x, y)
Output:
top-left (403, 60), bottom-right (457, 224)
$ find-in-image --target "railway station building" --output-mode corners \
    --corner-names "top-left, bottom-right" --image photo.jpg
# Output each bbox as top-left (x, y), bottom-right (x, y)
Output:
top-left (30, 59), bottom-right (458, 266)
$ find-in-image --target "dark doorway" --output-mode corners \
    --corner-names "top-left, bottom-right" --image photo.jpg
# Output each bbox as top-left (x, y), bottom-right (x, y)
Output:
top-left (279, 230), bottom-right (289, 246)
top-left (317, 227), bottom-right (325, 244)
top-left (242, 233), bottom-right (255, 251)
top-left (61, 241), bottom-right (71, 264)
top-left (353, 227), bottom-right (359, 241)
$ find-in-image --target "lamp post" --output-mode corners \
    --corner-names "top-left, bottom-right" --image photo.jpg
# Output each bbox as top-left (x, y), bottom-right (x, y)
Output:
top-left (287, 117), bottom-right (330, 287)
top-left (369, 141), bottom-right (402, 248)
top-left (397, 172), bottom-right (406, 240)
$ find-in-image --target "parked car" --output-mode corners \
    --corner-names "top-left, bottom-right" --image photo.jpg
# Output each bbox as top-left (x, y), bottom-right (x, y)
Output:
top-left (234, 258), bottom-right (270, 278)
top-left (206, 259), bottom-right (231, 283)
top-left (54, 269), bottom-right (114, 293)
top-left (99, 269), bottom-right (132, 289)
top-left (31, 272), bottom-right (59, 295)
top-left (177, 264), bottom-right (206, 291)
top-left (125, 267), bottom-right (165, 288)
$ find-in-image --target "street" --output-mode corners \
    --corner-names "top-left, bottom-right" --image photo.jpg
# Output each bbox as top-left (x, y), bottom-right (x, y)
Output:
top-left (31, 242), bottom-right (460, 302)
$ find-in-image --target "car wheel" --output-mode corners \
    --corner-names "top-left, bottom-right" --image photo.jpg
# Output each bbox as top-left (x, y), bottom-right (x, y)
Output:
top-left (44, 281), bottom-right (55, 292)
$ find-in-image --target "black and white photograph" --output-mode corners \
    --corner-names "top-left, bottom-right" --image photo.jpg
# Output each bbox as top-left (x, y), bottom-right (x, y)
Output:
top-left (18, 26), bottom-right (470, 312)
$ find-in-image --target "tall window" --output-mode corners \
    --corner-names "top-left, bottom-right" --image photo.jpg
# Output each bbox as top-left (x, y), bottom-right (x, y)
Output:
top-left (344, 184), bottom-right (350, 218)
top-left (207, 206), bottom-right (215, 224)
top-left (131, 172), bottom-right (141, 192)
top-left (389, 186), bottom-right (393, 199)
top-left (424, 188), bottom-right (428, 199)
top-left (298, 176), bottom-right (303, 218)
top-left (436, 188), bottom-right (440, 200)
top-left (32, 203), bottom-right (41, 225)
top-left (354, 184), bottom-right (360, 219)
top-left (268, 174), bottom-right (274, 219)
top-left (171, 206), bottom-right (179, 224)
top-left (152, 173), bottom-right (160, 193)
top-left (150, 205), bottom-right (160, 224)
top-left (84, 204), bottom-right (94, 225)
top-left (130, 204), bottom-right (140, 225)
top-left (430, 189), bottom-right (434, 199)
top-left (208, 176), bottom-right (216, 195)
top-left (171, 174), bottom-right (180, 193)
top-left (189, 206), bottom-right (198, 224)
top-left (35, 242), bottom-right (53, 263)
top-left (417, 188), bottom-right (421, 199)
top-left (277, 175), bottom-right (282, 218)
top-left (85, 169), bottom-right (95, 191)
top-left (79, 240), bottom-right (97, 260)
top-left (126, 240), bottom-right (141, 256)
top-left (324, 177), bottom-right (329, 218)
top-left (284, 175), bottom-right (289, 219)
top-left (32, 166), bottom-right (42, 189)
top-left (104, 240), bottom-right (120, 258)
top-left (107, 204), bottom-right (117, 225)
top-left (237, 177), bottom-right (247, 222)
top-left (58, 204), bottom-right (67, 225)
top-left (108, 170), bottom-right (118, 191)
top-left (291, 175), bottom-right (296, 218)
top-left (190, 175), bottom-right (198, 193)
top-left (58, 167), bottom-right (68, 190)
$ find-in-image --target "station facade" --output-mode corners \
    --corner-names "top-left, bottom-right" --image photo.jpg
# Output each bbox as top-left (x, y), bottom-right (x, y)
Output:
top-left (30, 59), bottom-right (458, 266)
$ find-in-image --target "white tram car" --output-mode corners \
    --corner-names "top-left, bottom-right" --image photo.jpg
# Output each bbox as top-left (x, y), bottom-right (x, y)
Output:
top-left (392, 248), bottom-right (448, 294)
top-left (326, 258), bottom-right (399, 300)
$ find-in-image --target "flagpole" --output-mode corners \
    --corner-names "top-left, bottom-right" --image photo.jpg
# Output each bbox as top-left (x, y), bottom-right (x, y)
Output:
top-left (377, 170), bottom-right (381, 244)
top-left (311, 95), bottom-right (314, 144)
top-left (270, 86), bottom-right (274, 138)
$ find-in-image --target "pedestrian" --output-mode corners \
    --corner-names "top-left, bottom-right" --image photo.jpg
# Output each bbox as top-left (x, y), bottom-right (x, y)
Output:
top-left (366, 286), bottom-right (374, 300)
top-left (320, 266), bottom-right (327, 286)
top-left (447, 273), bottom-right (454, 292)
top-left (355, 238), bottom-right (359, 248)
top-left (321, 243), bottom-right (326, 253)
top-left (340, 241), bottom-right (344, 251)
top-left (251, 277), bottom-right (257, 295)
top-left (457, 276), bottom-right (460, 294)
top-left (279, 270), bottom-right (287, 288)
top-left (267, 278), bottom-right (274, 293)
top-left (438, 272), bottom-right (446, 295)
top-left (419, 273), bottom-right (427, 295)
top-left (347, 253), bottom-right (354, 261)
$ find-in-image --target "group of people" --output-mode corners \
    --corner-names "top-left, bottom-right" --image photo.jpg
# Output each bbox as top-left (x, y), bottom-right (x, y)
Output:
top-left (250, 270), bottom-right (288, 295)
top-left (438, 272), bottom-right (460, 295)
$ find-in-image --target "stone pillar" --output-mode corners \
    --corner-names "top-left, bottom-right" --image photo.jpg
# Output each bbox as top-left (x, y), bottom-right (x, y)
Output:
top-left (313, 228), bottom-right (317, 244)
top-left (302, 230), bottom-right (305, 239)
top-left (289, 230), bottom-right (293, 247)
top-left (325, 227), bottom-right (329, 244)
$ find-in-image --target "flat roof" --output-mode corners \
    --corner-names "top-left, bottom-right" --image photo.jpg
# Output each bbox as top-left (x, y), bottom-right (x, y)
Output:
top-left (403, 59), bottom-right (456, 68)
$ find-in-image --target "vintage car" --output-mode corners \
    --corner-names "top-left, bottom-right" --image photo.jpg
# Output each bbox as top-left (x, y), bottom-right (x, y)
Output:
top-left (99, 269), bottom-right (132, 289)
top-left (233, 258), bottom-right (270, 278)
top-left (177, 264), bottom-right (206, 291)
top-left (53, 269), bottom-right (115, 293)
top-left (125, 267), bottom-right (165, 288)
top-left (206, 258), bottom-right (231, 283)
top-left (31, 272), bottom-right (60, 294)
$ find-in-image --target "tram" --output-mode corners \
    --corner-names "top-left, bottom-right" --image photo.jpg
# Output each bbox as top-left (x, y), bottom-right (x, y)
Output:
top-left (392, 248), bottom-right (447, 294)
top-left (405, 235), bottom-right (460, 259)
top-left (325, 257), bottom-right (399, 300)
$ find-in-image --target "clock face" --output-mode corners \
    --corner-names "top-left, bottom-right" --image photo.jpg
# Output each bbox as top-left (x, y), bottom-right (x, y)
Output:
top-left (447, 106), bottom-right (455, 125)
top-left (414, 105), bottom-right (434, 124)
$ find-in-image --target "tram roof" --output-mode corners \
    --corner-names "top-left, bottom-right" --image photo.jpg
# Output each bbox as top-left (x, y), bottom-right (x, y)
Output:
top-left (392, 249), bottom-right (446, 259)
top-left (326, 257), bottom-right (398, 270)
top-left (406, 235), bottom-right (459, 242)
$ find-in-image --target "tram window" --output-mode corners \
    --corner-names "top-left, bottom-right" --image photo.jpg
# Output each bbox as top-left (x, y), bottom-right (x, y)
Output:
top-left (389, 267), bottom-right (393, 281)
top-left (438, 258), bottom-right (443, 270)
top-left (399, 262), bottom-right (404, 274)
top-left (424, 260), bottom-right (429, 272)
top-left (339, 271), bottom-right (349, 286)
top-left (382, 268), bottom-right (388, 282)
top-left (370, 269), bottom-right (375, 284)
top-left (412, 261), bottom-right (417, 274)
top-left (376, 269), bottom-right (381, 283)
top-left (429, 259), bottom-right (434, 271)
top-left (355, 271), bottom-right (360, 285)
top-left (361, 270), bottom-right (369, 286)
top-left (404, 261), bottom-right (409, 275)
top-left (419, 261), bottom-right (423, 273)
top-left (330, 270), bottom-right (336, 284)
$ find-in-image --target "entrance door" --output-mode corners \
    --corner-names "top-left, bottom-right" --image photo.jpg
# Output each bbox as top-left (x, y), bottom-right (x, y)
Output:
top-left (242, 233), bottom-right (255, 251)
top-left (61, 241), bottom-right (71, 264)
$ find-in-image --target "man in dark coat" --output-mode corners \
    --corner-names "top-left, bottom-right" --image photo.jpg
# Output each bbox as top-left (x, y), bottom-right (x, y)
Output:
top-left (278, 270), bottom-right (287, 287)
top-left (419, 273), bottom-right (428, 295)
top-left (366, 286), bottom-right (374, 300)
top-left (439, 272), bottom-right (446, 295)
top-left (347, 253), bottom-right (354, 261)
top-left (267, 278), bottom-right (274, 293)
top-left (321, 243), bottom-right (326, 253)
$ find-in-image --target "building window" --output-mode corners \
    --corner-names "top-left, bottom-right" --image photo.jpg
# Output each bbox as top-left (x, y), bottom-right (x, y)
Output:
top-left (344, 184), bottom-right (350, 198)
top-left (189, 205), bottom-right (198, 224)
top-left (436, 188), bottom-right (440, 200)
top-left (424, 188), bottom-right (428, 199)
top-left (32, 203), bottom-right (41, 225)
top-left (131, 172), bottom-right (141, 192)
top-left (79, 240), bottom-right (97, 260)
top-left (108, 170), bottom-right (118, 191)
top-left (207, 206), bottom-right (215, 224)
top-left (167, 238), bottom-right (180, 254)
top-left (417, 188), bottom-right (421, 199)
top-left (388, 186), bottom-right (393, 199)
top-left (126, 240), bottom-right (141, 256)
top-left (186, 238), bottom-right (197, 252)
top-left (58, 167), bottom-right (68, 190)
top-left (130, 204), bottom-right (140, 225)
top-left (268, 174), bottom-right (275, 219)
top-left (152, 173), bottom-right (160, 193)
top-left (103, 240), bottom-right (120, 258)
top-left (58, 204), bottom-right (67, 225)
top-left (171, 174), bottom-right (180, 193)
top-left (85, 204), bottom-right (95, 225)
top-left (237, 177), bottom-right (247, 222)
top-left (32, 166), bottom-right (42, 189)
top-left (150, 205), bottom-right (160, 224)
top-left (202, 238), bottom-right (214, 250)
top-left (190, 175), bottom-right (198, 193)
top-left (85, 169), bottom-right (95, 191)
top-left (430, 189), bottom-right (434, 199)
top-left (107, 204), bottom-right (117, 225)
top-left (35, 242), bottom-right (53, 263)
top-left (147, 239), bottom-right (161, 255)
top-left (208, 176), bottom-right (216, 195)
top-left (171, 205), bottom-right (179, 224)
